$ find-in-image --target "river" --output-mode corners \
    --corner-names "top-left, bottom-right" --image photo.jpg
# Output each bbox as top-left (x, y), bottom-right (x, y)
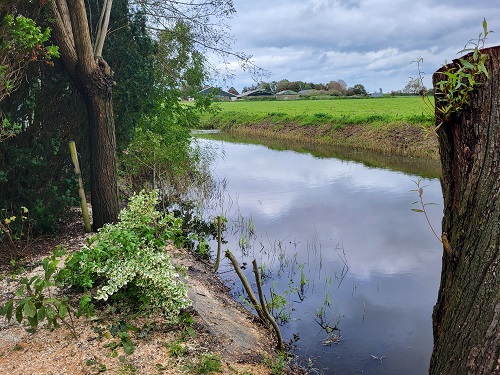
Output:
top-left (195, 133), bottom-right (443, 374)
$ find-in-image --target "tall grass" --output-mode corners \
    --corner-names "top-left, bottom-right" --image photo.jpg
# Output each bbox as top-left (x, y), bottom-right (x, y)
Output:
top-left (200, 96), bottom-right (434, 129)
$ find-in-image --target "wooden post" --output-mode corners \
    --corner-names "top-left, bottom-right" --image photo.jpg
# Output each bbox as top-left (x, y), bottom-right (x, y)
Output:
top-left (69, 141), bottom-right (92, 233)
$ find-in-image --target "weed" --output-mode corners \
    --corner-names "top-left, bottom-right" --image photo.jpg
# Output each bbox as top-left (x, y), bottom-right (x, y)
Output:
top-left (85, 358), bottom-right (106, 373)
top-left (314, 278), bottom-right (342, 345)
top-left (411, 178), bottom-right (441, 243)
top-left (415, 19), bottom-right (492, 134)
top-left (0, 246), bottom-right (91, 338)
top-left (197, 353), bottom-right (223, 374)
top-left (162, 312), bottom-right (194, 357)
top-left (267, 285), bottom-right (292, 325)
top-left (117, 362), bottom-right (137, 374)
top-left (0, 206), bottom-right (31, 244)
top-left (178, 311), bottom-right (196, 339)
top-left (184, 353), bottom-right (223, 374)
top-left (136, 321), bottom-right (157, 339)
top-left (263, 354), bottom-right (288, 375)
top-left (155, 363), bottom-right (169, 373)
top-left (267, 112), bottom-right (286, 117)
top-left (297, 264), bottom-right (308, 301)
top-left (104, 332), bottom-right (135, 355)
top-left (258, 262), bottom-right (273, 283)
top-left (167, 340), bottom-right (186, 357)
top-left (189, 233), bottom-right (211, 260)
top-left (434, 19), bottom-right (491, 129)
top-left (232, 213), bottom-right (255, 256)
top-left (8, 259), bottom-right (25, 276)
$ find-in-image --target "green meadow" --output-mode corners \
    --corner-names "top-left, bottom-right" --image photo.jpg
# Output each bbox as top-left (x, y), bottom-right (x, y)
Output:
top-left (200, 96), bottom-right (434, 129)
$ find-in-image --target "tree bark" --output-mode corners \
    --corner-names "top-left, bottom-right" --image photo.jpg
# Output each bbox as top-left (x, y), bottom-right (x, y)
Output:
top-left (81, 69), bottom-right (119, 231)
top-left (430, 46), bottom-right (500, 374)
top-left (49, 0), bottom-right (119, 229)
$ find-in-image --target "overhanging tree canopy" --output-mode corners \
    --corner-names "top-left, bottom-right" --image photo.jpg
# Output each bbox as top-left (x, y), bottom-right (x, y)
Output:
top-left (45, 0), bottom-right (259, 230)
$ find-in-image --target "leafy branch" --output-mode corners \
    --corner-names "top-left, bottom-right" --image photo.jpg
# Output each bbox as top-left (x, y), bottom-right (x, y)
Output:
top-left (411, 178), bottom-right (442, 244)
top-left (434, 18), bottom-right (492, 130)
top-left (0, 14), bottom-right (59, 102)
top-left (413, 19), bottom-right (492, 135)
top-left (0, 206), bottom-right (31, 244)
top-left (411, 57), bottom-right (435, 119)
top-left (0, 247), bottom-right (93, 338)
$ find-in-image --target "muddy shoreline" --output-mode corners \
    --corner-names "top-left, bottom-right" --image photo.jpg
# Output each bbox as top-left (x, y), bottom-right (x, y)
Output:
top-left (207, 121), bottom-right (440, 161)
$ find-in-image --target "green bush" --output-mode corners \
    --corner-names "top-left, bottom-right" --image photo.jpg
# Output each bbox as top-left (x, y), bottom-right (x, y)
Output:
top-left (0, 136), bottom-right (81, 235)
top-left (64, 190), bottom-right (191, 320)
top-left (0, 247), bottom-right (92, 338)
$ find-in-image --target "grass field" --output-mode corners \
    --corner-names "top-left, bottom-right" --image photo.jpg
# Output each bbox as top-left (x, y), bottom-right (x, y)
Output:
top-left (200, 96), bottom-right (434, 129)
top-left (198, 96), bottom-right (439, 160)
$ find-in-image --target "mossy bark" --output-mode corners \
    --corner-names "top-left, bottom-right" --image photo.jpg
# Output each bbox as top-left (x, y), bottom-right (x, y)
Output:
top-left (429, 46), bottom-right (500, 374)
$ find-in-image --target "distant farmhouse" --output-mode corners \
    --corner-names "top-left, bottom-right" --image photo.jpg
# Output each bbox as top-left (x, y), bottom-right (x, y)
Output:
top-left (236, 88), bottom-right (273, 99)
top-left (227, 87), bottom-right (239, 96)
top-left (198, 86), bottom-right (239, 101)
top-left (275, 90), bottom-right (299, 100)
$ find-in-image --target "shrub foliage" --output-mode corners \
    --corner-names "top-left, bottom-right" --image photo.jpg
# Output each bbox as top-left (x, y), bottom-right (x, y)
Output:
top-left (64, 190), bottom-right (191, 320)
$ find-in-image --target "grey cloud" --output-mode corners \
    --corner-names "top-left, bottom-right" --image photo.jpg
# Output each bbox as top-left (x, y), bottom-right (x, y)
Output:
top-left (223, 0), bottom-right (500, 92)
top-left (318, 53), bottom-right (328, 64)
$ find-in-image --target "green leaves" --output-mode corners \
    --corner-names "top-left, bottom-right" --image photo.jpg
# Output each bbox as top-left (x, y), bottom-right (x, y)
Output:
top-left (65, 190), bottom-right (191, 320)
top-left (411, 178), bottom-right (442, 243)
top-left (0, 14), bottom-right (59, 103)
top-left (1, 190), bottom-right (190, 343)
top-left (0, 247), bottom-right (83, 337)
top-left (23, 300), bottom-right (37, 318)
top-left (1, 300), bottom-right (14, 320)
top-left (435, 19), bottom-right (492, 125)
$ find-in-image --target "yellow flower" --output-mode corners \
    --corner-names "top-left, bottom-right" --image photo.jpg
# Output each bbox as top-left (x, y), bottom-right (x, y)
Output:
top-left (4, 216), bottom-right (16, 224)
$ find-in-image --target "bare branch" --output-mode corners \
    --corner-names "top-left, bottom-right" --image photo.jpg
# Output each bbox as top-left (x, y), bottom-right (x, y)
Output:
top-left (94, 0), bottom-right (113, 58)
top-left (130, 0), bottom-right (267, 82)
top-left (66, 0), bottom-right (96, 76)
top-left (49, 0), bottom-right (78, 77)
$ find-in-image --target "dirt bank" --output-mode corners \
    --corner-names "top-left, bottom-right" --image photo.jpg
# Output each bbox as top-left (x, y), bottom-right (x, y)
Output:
top-left (0, 217), bottom-right (292, 375)
top-left (221, 121), bottom-right (439, 161)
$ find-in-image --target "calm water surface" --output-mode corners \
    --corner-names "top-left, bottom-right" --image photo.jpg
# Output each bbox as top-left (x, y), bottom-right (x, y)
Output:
top-left (197, 136), bottom-right (443, 374)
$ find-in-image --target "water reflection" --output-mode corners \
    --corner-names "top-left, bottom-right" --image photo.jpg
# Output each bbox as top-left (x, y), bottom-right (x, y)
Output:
top-left (197, 136), bottom-right (443, 374)
top-left (198, 130), bottom-right (441, 178)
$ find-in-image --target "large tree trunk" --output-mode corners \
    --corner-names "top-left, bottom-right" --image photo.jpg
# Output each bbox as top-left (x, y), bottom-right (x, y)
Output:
top-left (81, 69), bottom-right (119, 230)
top-left (49, 0), bottom-right (119, 229)
top-left (429, 46), bottom-right (499, 374)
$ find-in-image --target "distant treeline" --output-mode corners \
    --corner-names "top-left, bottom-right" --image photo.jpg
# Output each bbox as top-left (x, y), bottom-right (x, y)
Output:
top-left (241, 77), bottom-right (431, 96)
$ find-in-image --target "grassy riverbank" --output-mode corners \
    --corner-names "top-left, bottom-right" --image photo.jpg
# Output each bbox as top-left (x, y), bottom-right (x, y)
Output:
top-left (200, 97), bottom-right (439, 160)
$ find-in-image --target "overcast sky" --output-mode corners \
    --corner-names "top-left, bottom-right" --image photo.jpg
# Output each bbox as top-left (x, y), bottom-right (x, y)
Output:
top-left (220, 0), bottom-right (500, 93)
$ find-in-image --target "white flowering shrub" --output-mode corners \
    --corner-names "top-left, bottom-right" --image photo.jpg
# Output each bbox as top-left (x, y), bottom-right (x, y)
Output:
top-left (64, 190), bottom-right (191, 320)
